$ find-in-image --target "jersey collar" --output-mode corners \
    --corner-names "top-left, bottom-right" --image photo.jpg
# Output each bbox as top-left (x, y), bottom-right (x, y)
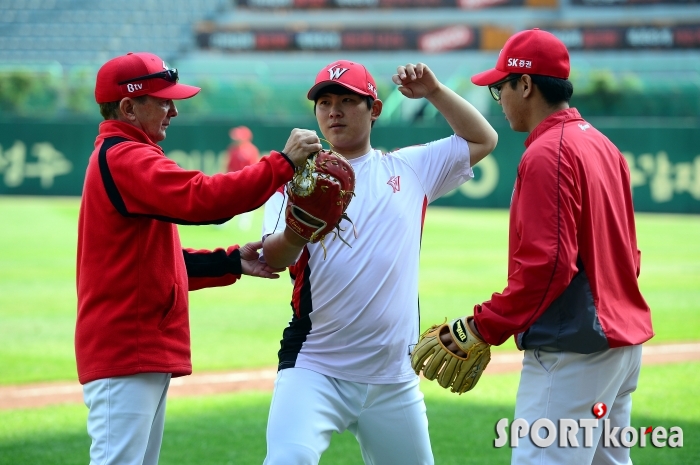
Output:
top-left (525, 108), bottom-right (583, 148)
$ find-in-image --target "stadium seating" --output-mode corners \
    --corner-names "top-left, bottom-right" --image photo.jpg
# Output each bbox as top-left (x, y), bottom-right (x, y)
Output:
top-left (0, 0), bottom-right (229, 65)
top-left (0, 0), bottom-right (699, 121)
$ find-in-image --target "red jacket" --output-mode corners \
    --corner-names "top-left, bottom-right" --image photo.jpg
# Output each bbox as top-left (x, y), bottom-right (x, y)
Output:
top-left (75, 120), bottom-right (294, 384)
top-left (474, 109), bottom-right (653, 352)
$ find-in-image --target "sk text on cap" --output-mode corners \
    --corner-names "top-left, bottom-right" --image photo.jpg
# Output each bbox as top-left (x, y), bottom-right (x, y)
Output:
top-left (471, 28), bottom-right (570, 87)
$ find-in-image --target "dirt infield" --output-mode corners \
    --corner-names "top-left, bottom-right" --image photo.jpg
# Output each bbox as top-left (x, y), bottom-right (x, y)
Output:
top-left (1, 342), bottom-right (698, 411)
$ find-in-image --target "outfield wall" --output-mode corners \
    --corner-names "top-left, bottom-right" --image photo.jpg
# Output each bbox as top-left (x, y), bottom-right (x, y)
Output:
top-left (1, 119), bottom-right (698, 213)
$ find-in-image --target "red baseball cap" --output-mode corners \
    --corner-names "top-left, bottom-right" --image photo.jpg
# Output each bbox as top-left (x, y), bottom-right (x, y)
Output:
top-left (94, 52), bottom-right (201, 103)
top-left (229, 126), bottom-right (253, 141)
top-left (307, 60), bottom-right (379, 100)
top-left (471, 28), bottom-right (570, 86)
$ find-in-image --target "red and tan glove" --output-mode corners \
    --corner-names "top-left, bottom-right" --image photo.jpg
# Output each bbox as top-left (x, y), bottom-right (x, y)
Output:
top-left (285, 149), bottom-right (356, 256)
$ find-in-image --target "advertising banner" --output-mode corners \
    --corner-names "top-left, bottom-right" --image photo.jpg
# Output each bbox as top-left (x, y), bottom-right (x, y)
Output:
top-left (236, 0), bottom-right (527, 8)
top-left (549, 25), bottom-right (700, 50)
top-left (197, 23), bottom-right (700, 52)
top-left (197, 27), bottom-right (480, 52)
top-left (571, 0), bottom-right (698, 5)
top-left (1, 120), bottom-right (698, 213)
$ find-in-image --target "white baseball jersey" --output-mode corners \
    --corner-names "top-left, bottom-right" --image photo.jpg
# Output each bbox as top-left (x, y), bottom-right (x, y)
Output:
top-left (262, 135), bottom-right (473, 384)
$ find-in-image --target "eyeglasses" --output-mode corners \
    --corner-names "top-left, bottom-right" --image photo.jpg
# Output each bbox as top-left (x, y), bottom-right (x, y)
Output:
top-left (118, 68), bottom-right (179, 85)
top-left (488, 76), bottom-right (520, 102)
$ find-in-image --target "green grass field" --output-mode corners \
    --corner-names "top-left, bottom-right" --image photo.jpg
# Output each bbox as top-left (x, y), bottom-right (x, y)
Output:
top-left (0, 364), bottom-right (697, 464)
top-left (0, 197), bottom-right (698, 464)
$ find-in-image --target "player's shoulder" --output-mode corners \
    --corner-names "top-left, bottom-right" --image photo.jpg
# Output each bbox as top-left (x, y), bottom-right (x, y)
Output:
top-left (380, 140), bottom-right (443, 164)
top-left (383, 134), bottom-right (461, 160)
top-left (383, 143), bottom-right (428, 157)
top-left (105, 139), bottom-right (164, 167)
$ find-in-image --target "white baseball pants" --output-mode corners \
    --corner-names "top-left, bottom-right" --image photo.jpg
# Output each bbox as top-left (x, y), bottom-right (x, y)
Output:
top-left (512, 345), bottom-right (643, 465)
top-left (82, 372), bottom-right (172, 465)
top-left (264, 367), bottom-right (434, 465)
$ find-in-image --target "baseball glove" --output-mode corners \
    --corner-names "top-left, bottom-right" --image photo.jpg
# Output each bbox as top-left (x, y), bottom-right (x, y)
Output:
top-left (285, 148), bottom-right (356, 257)
top-left (411, 317), bottom-right (491, 394)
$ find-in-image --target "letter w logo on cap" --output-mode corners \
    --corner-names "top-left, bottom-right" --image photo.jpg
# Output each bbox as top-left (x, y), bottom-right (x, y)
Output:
top-left (328, 66), bottom-right (349, 80)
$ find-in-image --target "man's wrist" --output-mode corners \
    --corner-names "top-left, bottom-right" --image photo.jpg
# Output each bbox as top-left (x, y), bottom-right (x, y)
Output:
top-left (467, 316), bottom-right (485, 342)
top-left (283, 227), bottom-right (308, 247)
top-left (278, 151), bottom-right (297, 170)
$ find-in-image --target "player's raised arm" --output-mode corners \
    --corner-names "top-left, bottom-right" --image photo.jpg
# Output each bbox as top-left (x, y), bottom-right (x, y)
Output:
top-left (393, 63), bottom-right (497, 166)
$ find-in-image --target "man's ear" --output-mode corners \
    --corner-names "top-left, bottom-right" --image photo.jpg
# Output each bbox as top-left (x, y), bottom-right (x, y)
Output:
top-left (371, 99), bottom-right (383, 121)
top-left (521, 75), bottom-right (533, 99)
top-left (119, 98), bottom-right (137, 121)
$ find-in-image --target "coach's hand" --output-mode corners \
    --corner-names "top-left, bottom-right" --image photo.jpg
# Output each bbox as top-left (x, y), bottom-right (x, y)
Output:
top-left (240, 240), bottom-right (285, 279)
top-left (282, 128), bottom-right (323, 168)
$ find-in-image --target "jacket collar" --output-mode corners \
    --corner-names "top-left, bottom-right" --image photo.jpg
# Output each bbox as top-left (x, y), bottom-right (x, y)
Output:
top-left (524, 108), bottom-right (582, 148)
top-left (97, 120), bottom-right (163, 150)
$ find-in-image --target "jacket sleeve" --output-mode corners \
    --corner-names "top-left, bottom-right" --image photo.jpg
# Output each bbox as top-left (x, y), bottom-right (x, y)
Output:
top-left (184, 245), bottom-right (242, 291)
top-left (104, 144), bottom-right (295, 224)
top-left (473, 143), bottom-right (581, 346)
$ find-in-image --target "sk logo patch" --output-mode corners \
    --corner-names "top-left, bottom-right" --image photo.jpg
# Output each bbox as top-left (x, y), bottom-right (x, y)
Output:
top-left (387, 175), bottom-right (400, 193)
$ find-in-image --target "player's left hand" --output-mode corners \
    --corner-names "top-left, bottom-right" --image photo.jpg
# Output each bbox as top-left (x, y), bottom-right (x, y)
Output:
top-left (411, 316), bottom-right (491, 394)
top-left (440, 317), bottom-right (484, 356)
top-left (240, 240), bottom-right (286, 278)
top-left (392, 63), bottom-right (440, 100)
